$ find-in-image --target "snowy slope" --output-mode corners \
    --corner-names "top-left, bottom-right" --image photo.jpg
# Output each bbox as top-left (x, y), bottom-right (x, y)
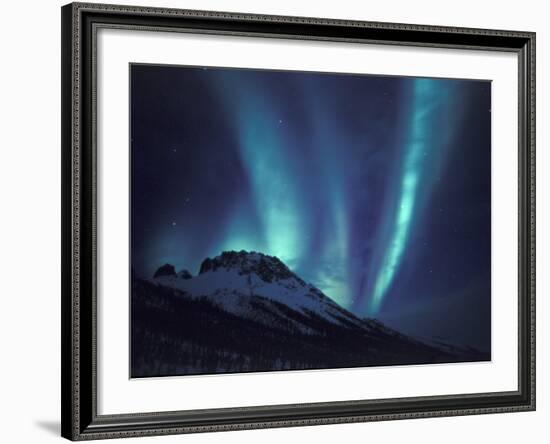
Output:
top-left (150, 251), bottom-right (366, 334)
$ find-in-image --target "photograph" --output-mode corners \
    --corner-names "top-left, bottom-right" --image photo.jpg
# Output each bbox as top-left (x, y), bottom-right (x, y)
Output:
top-left (130, 64), bottom-right (492, 378)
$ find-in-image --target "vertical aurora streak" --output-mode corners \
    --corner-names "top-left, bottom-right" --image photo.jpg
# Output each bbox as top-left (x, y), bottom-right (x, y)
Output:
top-left (213, 77), bottom-right (305, 268)
top-left (230, 101), bottom-right (303, 264)
top-left (369, 79), bottom-right (449, 313)
top-left (369, 78), bottom-right (457, 315)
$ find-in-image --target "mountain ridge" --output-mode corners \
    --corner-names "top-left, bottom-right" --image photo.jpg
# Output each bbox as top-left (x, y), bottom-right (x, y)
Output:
top-left (150, 250), bottom-right (368, 333)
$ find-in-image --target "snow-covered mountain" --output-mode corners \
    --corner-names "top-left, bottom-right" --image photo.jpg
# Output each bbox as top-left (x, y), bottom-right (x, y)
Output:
top-left (151, 250), bottom-right (366, 335)
top-left (131, 251), bottom-right (489, 377)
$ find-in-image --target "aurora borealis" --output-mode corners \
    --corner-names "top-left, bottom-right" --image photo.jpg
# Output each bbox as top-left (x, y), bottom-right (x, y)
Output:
top-left (131, 64), bottom-right (491, 351)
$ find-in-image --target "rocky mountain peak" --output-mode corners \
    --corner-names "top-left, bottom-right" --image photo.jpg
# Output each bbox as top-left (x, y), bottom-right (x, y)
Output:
top-left (152, 264), bottom-right (193, 280)
top-left (153, 263), bottom-right (176, 279)
top-left (199, 250), bottom-right (303, 284)
top-left (177, 269), bottom-right (193, 280)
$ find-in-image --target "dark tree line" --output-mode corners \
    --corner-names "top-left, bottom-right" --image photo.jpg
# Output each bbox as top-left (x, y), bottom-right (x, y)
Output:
top-left (131, 278), bottom-right (488, 378)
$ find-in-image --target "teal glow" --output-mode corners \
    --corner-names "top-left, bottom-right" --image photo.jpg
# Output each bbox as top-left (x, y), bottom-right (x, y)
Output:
top-left (214, 78), bottom-right (352, 306)
top-left (301, 100), bottom-right (351, 307)
top-left (180, 71), bottom-right (458, 314)
top-left (369, 79), bottom-right (445, 314)
top-left (219, 92), bottom-right (304, 267)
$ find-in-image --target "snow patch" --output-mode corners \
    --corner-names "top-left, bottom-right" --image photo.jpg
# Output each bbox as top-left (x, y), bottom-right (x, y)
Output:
top-left (151, 267), bottom-right (360, 330)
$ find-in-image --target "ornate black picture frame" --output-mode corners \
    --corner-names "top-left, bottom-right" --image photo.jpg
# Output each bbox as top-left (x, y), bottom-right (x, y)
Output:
top-left (61, 2), bottom-right (535, 440)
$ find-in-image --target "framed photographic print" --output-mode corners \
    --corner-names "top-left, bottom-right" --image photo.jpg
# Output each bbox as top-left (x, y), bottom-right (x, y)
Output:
top-left (61, 2), bottom-right (536, 440)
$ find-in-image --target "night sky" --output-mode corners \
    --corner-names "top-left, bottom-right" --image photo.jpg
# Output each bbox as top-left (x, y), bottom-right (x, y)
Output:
top-left (131, 64), bottom-right (491, 351)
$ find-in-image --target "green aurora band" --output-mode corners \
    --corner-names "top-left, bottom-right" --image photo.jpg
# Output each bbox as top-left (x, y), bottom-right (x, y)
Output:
top-left (369, 78), bottom-right (456, 314)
